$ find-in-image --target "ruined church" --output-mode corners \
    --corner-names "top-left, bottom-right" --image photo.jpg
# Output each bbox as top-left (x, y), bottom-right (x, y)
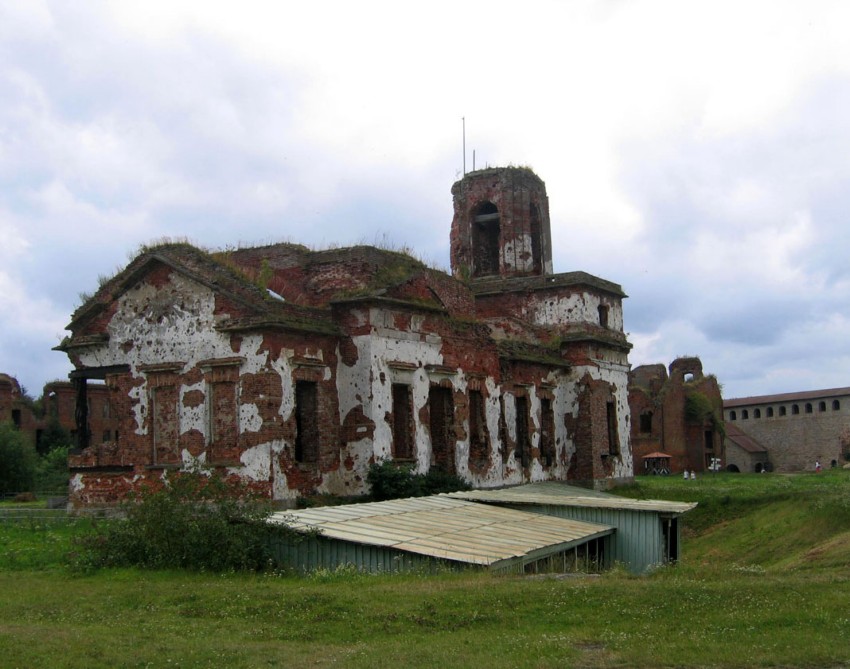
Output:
top-left (59, 167), bottom-right (634, 507)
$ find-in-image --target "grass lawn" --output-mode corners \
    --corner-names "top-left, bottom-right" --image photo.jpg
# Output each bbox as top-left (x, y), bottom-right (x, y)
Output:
top-left (2, 472), bottom-right (850, 668)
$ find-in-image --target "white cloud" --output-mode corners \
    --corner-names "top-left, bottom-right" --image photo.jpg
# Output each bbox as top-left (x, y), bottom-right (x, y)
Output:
top-left (2, 0), bottom-right (850, 398)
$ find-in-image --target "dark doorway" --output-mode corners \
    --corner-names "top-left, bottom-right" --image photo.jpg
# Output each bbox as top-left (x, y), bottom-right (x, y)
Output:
top-left (661, 517), bottom-right (680, 562)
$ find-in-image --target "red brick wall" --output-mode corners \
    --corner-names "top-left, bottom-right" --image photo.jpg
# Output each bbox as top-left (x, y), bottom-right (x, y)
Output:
top-left (628, 358), bottom-right (725, 474)
top-left (450, 167), bottom-right (552, 279)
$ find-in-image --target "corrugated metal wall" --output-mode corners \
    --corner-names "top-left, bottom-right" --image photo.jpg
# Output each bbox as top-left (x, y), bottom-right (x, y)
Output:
top-left (268, 530), bottom-right (614, 575)
top-left (510, 504), bottom-right (672, 573)
top-left (270, 534), bottom-right (448, 574)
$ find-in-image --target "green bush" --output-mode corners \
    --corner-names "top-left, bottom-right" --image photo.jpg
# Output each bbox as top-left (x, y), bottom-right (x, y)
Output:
top-left (35, 446), bottom-right (69, 493)
top-left (72, 471), bottom-right (293, 572)
top-left (36, 417), bottom-right (72, 456)
top-left (0, 422), bottom-right (37, 495)
top-left (367, 461), bottom-right (470, 501)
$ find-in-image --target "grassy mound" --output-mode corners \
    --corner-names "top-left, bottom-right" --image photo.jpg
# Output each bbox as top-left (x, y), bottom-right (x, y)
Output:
top-left (617, 470), bottom-right (850, 570)
top-left (2, 471), bottom-right (850, 667)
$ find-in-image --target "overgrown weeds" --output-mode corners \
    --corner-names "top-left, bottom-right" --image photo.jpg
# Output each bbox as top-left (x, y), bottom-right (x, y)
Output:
top-left (69, 471), bottom-right (296, 572)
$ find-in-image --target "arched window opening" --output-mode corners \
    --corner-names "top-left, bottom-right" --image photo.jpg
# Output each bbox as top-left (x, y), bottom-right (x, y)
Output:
top-left (598, 305), bottom-right (609, 328)
top-left (729, 410), bottom-right (737, 421)
top-left (819, 401), bottom-right (826, 412)
top-left (805, 403), bottom-right (813, 414)
top-left (754, 408), bottom-right (761, 418)
top-left (792, 404), bottom-right (800, 415)
top-left (833, 400), bottom-right (841, 411)
top-left (742, 409), bottom-right (749, 419)
top-left (472, 201), bottom-right (500, 277)
top-left (779, 406), bottom-right (787, 416)
top-left (683, 373), bottom-right (695, 383)
top-left (767, 407), bottom-right (774, 417)
top-left (639, 411), bottom-right (653, 433)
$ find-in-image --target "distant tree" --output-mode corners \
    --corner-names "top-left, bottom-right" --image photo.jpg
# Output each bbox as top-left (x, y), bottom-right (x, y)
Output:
top-left (35, 446), bottom-right (69, 493)
top-left (0, 422), bottom-right (37, 495)
top-left (37, 417), bottom-right (72, 455)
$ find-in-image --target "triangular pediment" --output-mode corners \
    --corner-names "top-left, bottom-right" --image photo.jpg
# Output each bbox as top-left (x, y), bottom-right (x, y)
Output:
top-left (65, 245), bottom-right (272, 336)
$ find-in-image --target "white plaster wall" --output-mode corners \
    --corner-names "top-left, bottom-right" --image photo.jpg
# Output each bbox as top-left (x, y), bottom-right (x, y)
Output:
top-left (530, 292), bottom-right (624, 331)
top-left (501, 233), bottom-right (539, 275)
top-left (73, 271), bottom-right (632, 499)
top-left (76, 274), bottom-right (239, 440)
top-left (333, 318), bottom-right (375, 490)
top-left (566, 357), bottom-right (633, 480)
top-left (75, 272), bottom-right (305, 492)
top-left (368, 309), bottom-right (445, 473)
top-left (328, 308), bottom-right (448, 494)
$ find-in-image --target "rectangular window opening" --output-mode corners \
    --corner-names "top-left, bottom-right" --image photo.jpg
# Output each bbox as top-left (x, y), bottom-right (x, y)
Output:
top-left (469, 389), bottom-right (490, 466)
top-left (606, 401), bottom-right (620, 457)
top-left (540, 398), bottom-right (555, 467)
top-left (515, 396), bottom-right (530, 467)
top-left (391, 384), bottom-right (414, 460)
top-left (208, 381), bottom-right (238, 455)
top-left (428, 386), bottom-right (455, 474)
top-left (639, 412), bottom-right (652, 434)
top-left (295, 381), bottom-right (319, 464)
top-left (152, 385), bottom-right (179, 465)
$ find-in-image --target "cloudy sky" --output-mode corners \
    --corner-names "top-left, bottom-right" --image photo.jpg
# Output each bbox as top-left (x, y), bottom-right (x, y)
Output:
top-left (2, 0), bottom-right (849, 400)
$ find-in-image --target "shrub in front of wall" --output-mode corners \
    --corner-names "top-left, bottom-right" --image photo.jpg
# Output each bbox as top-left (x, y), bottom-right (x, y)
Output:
top-left (71, 472), bottom-right (294, 572)
top-left (367, 461), bottom-right (470, 501)
top-left (420, 467), bottom-right (471, 496)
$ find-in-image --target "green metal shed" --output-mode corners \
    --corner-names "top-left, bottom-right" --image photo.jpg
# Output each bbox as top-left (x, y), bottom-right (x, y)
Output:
top-left (268, 495), bottom-right (614, 574)
top-left (449, 483), bottom-right (696, 574)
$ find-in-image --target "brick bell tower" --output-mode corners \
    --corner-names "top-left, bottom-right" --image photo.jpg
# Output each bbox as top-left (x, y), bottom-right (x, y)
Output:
top-left (450, 167), bottom-right (553, 280)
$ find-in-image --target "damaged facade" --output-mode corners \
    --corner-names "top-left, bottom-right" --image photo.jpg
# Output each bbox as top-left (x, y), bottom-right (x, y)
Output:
top-left (0, 374), bottom-right (38, 445)
top-left (59, 167), bottom-right (634, 507)
top-left (0, 373), bottom-right (110, 453)
top-left (628, 357), bottom-right (725, 474)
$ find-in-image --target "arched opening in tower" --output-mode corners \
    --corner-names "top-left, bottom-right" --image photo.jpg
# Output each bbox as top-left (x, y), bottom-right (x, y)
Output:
top-left (472, 201), bottom-right (500, 277)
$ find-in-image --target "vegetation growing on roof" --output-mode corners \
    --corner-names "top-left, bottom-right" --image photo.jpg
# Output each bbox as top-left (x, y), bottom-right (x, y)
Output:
top-left (369, 249), bottom-right (427, 290)
top-left (462, 164), bottom-right (539, 179)
top-left (497, 339), bottom-right (566, 367)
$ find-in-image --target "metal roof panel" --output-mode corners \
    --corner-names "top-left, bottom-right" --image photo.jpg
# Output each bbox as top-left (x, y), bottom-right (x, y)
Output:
top-left (269, 496), bottom-right (613, 566)
top-left (447, 482), bottom-right (697, 514)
